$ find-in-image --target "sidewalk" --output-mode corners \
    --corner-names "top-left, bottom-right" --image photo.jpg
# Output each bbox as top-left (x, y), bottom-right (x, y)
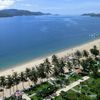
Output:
top-left (56, 76), bottom-right (89, 96)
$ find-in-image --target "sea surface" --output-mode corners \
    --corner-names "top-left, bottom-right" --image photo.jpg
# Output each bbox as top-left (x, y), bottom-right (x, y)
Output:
top-left (0, 15), bottom-right (100, 69)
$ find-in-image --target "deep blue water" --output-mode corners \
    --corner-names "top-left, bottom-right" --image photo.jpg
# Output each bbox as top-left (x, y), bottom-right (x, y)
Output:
top-left (0, 15), bottom-right (100, 69)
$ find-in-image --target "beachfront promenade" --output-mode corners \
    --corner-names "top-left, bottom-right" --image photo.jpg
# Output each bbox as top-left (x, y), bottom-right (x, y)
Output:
top-left (0, 77), bottom-right (56, 98)
top-left (0, 76), bottom-right (89, 99)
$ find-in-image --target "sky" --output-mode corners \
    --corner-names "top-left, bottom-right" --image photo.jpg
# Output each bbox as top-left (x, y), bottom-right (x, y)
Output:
top-left (0, 0), bottom-right (100, 15)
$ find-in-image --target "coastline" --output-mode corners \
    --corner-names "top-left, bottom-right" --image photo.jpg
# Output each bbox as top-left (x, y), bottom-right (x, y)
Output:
top-left (0, 38), bottom-right (100, 76)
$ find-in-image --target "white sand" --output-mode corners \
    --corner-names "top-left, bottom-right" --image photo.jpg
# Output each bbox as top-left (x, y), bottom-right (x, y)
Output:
top-left (0, 39), bottom-right (100, 76)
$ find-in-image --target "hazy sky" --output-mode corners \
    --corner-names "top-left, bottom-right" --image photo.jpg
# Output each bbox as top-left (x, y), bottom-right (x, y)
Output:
top-left (0, 0), bottom-right (100, 15)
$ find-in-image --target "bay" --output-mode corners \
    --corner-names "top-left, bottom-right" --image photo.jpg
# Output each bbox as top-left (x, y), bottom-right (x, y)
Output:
top-left (0, 15), bottom-right (100, 69)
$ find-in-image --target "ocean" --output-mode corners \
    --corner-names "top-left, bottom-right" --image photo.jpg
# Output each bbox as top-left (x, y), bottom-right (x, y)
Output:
top-left (0, 15), bottom-right (100, 69)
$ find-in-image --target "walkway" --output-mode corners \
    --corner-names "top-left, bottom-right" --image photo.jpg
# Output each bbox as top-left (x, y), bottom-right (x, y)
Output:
top-left (22, 93), bottom-right (31, 100)
top-left (56, 76), bottom-right (89, 96)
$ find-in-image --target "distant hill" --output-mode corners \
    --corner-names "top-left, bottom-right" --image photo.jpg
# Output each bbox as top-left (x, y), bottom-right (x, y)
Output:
top-left (0, 9), bottom-right (51, 17)
top-left (82, 13), bottom-right (100, 17)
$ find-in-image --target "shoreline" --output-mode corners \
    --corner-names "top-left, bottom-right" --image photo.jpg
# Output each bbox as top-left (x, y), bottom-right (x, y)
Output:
top-left (0, 38), bottom-right (100, 76)
top-left (0, 38), bottom-right (94, 70)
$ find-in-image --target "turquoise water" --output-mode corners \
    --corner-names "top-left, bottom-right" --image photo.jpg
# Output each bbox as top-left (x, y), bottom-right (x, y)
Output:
top-left (0, 15), bottom-right (100, 69)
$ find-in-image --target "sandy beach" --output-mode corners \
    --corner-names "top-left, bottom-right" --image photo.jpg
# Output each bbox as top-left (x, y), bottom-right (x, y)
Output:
top-left (0, 39), bottom-right (100, 77)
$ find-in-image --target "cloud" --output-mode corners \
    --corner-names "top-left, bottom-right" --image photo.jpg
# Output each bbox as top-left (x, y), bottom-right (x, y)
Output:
top-left (24, 4), bottom-right (32, 7)
top-left (0, 0), bottom-right (15, 9)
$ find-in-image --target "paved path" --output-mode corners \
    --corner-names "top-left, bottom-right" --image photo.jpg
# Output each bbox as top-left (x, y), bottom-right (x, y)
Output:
top-left (71, 88), bottom-right (80, 93)
top-left (56, 76), bottom-right (89, 96)
top-left (29, 93), bottom-right (36, 98)
top-left (22, 93), bottom-right (31, 100)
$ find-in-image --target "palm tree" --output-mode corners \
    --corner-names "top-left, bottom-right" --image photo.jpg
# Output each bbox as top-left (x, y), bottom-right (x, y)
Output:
top-left (83, 50), bottom-right (89, 57)
top-left (0, 76), bottom-right (6, 98)
top-left (29, 68), bottom-right (38, 85)
top-left (67, 61), bottom-right (72, 71)
top-left (75, 50), bottom-right (82, 58)
top-left (81, 59), bottom-right (89, 73)
top-left (44, 58), bottom-right (52, 78)
top-left (52, 55), bottom-right (59, 66)
top-left (90, 45), bottom-right (99, 57)
top-left (25, 68), bottom-right (31, 78)
top-left (25, 68), bottom-right (31, 86)
top-left (37, 63), bottom-right (46, 79)
top-left (85, 57), bottom-right (99, 76)
top-left (59, 59), bottom-right (65, 75)
top-left (6, 75), bottom-right (13, 95)
top-left (20, 72), bottom-right (26, 90)
top-left (12, 72), bottom-right (20, 91)
top-left (53, 66), bottom-right (59, 77)
top-left (72, 59), bottom-right (77, 67)
top-left (89, 60), bottom-right (99, 77)
top-left (73, 58), bottom-right (81, 67)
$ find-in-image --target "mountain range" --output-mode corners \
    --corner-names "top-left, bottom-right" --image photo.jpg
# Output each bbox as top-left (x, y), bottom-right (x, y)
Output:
top-left (82, 13), bottom-right (100, 17)
top-left (0, 9), bottom-right (51, 17)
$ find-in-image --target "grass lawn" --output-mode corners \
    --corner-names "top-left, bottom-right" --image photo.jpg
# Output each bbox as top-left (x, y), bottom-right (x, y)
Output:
top-left (31, 95), bottom-right (43, 100)
top-left (73, 85), bottom-right (80, 90)
top-left (53, 77), bottom-right (100, 100)
top-left (53, 96), bottom-right (62, 100)
top-left (53, 90), bottom-right (77, 100)
top-left (31, 85), bottom-right (58, 99)
top-left (68, 74), bottom-right (82, 83)
top-left (24, 82), bottom-right (52, 95)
